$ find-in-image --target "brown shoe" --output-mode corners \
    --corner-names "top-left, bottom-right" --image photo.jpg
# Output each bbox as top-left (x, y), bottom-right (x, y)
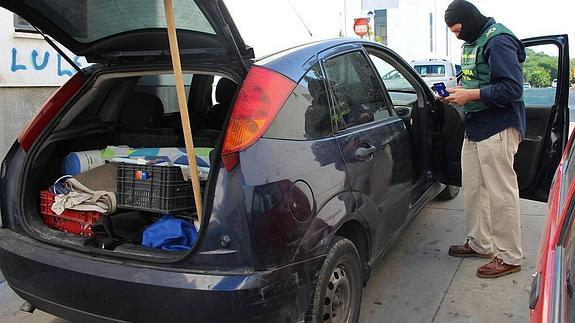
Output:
top-left (448, 240), bottom-right (493, 259)
top-left (476, 257), bottom-right (521, 278)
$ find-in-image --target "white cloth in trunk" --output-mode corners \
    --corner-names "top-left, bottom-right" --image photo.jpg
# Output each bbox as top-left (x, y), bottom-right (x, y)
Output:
top-left (51, 178), bottom-right (116, 215)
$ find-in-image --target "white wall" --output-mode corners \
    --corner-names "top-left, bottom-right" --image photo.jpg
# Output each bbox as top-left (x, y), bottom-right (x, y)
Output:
top-left (386, 0), bottom-right (459, 62)
top-left (0, 8), bottom-right (87, 87)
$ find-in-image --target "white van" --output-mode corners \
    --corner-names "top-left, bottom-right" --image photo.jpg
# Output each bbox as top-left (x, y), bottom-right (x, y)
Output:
top-left (410, 59), bottom-right (460, 88)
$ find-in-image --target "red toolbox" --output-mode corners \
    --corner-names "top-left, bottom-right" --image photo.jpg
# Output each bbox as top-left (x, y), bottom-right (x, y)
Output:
top-left (40, 190), bottom-right (101, 237)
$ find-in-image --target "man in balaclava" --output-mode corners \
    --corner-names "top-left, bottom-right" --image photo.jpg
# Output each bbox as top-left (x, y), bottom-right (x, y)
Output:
top-left (443, 0), bottom-right (526, 278)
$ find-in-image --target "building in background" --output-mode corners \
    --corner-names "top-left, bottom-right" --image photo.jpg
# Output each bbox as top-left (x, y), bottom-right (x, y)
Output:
top-left (0, 8), bottom-right (87, 160)
top-left (225, 0), bottom-right (461, 62)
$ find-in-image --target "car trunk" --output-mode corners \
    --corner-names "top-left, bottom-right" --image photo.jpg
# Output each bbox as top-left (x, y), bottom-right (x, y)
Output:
top-left (19, 65), bottom-right (248, 262)
top-left (0, 0), bottom-right (258, 266)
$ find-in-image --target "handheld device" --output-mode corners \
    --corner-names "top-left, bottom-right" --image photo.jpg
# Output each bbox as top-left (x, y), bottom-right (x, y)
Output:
top-left (432, 82), bottom-right (449, 97)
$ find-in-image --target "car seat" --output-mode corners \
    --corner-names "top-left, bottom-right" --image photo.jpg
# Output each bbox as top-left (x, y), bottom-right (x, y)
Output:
top-left (208, 78), bottom-right (237, 130)
top-left (115, 92), bottom-right (182, 147)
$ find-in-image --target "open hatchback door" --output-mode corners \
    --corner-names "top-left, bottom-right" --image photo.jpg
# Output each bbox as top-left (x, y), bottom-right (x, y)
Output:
top-left (0, 0), bottom-right (254, 67)
top-left (437, 34), bottom-right (570, 202)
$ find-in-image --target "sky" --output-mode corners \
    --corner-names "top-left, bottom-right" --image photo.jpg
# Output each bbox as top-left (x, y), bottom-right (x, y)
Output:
top-left (464, 0), bottom-right (575, 56)
top-left (224, 0), bottom-right (575, 59)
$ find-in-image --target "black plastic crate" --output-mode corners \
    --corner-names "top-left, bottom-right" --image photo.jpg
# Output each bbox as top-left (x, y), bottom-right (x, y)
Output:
top-left (117, 163), bottom-right (200, 214)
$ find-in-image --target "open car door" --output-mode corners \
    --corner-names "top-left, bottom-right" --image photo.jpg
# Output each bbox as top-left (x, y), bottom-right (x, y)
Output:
top-left (437, 34), bottom-right (570, 202)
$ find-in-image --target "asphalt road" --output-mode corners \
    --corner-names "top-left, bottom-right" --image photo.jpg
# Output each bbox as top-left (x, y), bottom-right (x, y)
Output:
top-left (0, 191), bottom-right (546, 323)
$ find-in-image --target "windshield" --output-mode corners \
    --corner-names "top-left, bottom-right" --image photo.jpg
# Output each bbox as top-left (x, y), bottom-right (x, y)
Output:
top-left (21, 0), bottom-right (215, 43)
top-left (413, 64), bottom-right (446, 77)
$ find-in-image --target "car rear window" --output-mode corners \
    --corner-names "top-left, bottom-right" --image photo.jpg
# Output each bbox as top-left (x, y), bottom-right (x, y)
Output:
top-left (265, 64), bottom-right (332, 140)
top-left (135, 74), bottom-right (194, 114)
top-left (413, 64), bottom-right (446, 77)
top-left (324, 51), bottom-right (391, 131)
top-left (21, 0), bottom-right (215, 43)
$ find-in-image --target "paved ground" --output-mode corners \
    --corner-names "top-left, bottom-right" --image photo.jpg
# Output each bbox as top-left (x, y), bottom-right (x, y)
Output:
top-left (0, 192), bottom-right (545, 323)
top-left (359, 194), bottom-right (545, 323)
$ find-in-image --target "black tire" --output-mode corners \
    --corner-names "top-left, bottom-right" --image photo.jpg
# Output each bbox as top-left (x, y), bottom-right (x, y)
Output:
top-left (306, 237), bottom-right (362, 323)
top-left (437, 185), bottom-right (460, 200)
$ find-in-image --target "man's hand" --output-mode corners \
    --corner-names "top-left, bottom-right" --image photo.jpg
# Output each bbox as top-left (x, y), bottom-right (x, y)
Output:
top-left (445, 88), bottom-right (481, 105)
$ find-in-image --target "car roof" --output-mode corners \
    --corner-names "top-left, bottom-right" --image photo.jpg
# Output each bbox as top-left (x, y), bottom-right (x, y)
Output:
top-left (256, 38), bottom-right (371, 82)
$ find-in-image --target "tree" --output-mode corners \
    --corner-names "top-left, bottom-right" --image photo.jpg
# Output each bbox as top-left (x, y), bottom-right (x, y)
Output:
top-left (526, 67), bottom-right (551, 87)
top-left (523, 48), bottom-right (557, 87)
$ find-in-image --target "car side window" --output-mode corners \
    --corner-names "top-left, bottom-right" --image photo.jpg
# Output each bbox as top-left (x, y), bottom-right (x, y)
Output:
top-left (369, 54), bottom-right (415, 94)
top-left (368, 54), bottom-right (418, 108)
top-left (522, 44), bottom-right (559, 106)
top-left (323, 51), bottom-right (391, 131)
top-left (265, 64), bottom-right (332, 140)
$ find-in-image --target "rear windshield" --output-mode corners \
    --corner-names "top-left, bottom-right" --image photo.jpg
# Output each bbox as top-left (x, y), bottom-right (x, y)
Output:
top-left (22, 0), bottom-right (215, 43)
top-left (413, 64), bottom-right (446, 77)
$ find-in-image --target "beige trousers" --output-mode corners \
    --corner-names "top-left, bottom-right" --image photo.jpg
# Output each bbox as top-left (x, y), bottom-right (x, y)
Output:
top-left (461, 127), bottom-right (523, 266)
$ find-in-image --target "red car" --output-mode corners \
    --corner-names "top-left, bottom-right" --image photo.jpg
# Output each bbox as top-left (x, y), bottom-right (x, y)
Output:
top-left (530, 113), bottom-right (575, 321)
top-left (528, 45), bottom-right (574, 322)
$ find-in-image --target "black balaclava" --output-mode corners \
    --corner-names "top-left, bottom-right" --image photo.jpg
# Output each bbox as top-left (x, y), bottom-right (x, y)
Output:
top-left (444, 0), bottom-right (489, 43)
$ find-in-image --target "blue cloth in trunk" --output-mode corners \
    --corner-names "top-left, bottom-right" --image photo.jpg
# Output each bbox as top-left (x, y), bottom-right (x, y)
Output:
top-left (142, 215), bottom-right (198, 250)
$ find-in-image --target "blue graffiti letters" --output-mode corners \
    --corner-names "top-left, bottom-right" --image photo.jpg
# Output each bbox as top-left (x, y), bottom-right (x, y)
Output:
top-left (57, 54), bottom-right (74, 77)
top-left (10, 48), bottom-right (27, 72)
top-left (9, 47), bottom-right (83, 76)
top-left (31, 50), bottom-right (50, 70)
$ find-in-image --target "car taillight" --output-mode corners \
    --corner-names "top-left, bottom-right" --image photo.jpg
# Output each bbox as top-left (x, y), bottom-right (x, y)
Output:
top-left (221, 66), bottom-right (296, 171)
top-left (18, 73), bottom-right (85, 152)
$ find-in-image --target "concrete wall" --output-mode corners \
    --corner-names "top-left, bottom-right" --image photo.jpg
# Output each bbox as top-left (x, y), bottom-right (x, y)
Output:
top-left (0, 87), bottom-right (57, 160)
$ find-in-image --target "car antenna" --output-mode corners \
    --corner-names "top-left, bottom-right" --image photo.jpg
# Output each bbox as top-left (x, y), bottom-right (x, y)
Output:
top-left (287, 0), bottom-right (313, 37)
top-left (32, 25), bottom-right (85, 77)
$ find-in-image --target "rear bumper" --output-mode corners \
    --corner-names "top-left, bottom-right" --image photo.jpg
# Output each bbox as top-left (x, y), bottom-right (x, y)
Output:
top-left (0, 229), bottom-right (323, 323)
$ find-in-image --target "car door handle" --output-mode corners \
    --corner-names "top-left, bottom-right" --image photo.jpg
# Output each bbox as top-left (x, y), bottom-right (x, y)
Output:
top-left (355, 145), bottom-right (376, 161)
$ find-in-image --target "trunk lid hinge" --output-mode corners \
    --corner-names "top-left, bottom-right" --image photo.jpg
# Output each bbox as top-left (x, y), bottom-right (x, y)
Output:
top-left (32, 25), bottom-right (85, 77)
top-left (215, 1), bottom-right (249, 75)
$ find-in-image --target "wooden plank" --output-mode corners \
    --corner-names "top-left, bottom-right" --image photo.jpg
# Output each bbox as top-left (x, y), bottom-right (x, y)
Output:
top-left (163, 0), bottom-right (203, 224)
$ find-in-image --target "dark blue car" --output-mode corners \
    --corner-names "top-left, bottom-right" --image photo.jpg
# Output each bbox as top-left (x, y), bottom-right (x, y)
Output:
top-left (0, 1), bottom-right (570, 322)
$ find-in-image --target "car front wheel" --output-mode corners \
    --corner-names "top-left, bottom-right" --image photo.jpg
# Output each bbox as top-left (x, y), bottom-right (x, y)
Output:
top-left (306, 237), bottom-right (362, 323)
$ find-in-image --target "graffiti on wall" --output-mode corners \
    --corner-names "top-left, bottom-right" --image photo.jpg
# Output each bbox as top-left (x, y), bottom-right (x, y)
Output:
top-left (10, 48), bottom-right (84, 77)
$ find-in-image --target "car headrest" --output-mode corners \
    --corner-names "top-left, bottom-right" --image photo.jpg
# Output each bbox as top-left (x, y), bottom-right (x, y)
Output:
top-left (119, 92), bottom-right (164, 129)
top-left (215, 78), bottom-right (237, 105)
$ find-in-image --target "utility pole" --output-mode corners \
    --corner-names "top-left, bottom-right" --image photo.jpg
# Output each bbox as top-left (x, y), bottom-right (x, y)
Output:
top-left (343, 0), bottom-right (347, 37)
top-left (434, 0), bottom-right (437, 58)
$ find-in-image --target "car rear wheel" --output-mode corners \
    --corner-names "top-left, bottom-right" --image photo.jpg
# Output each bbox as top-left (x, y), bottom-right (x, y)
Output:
top-left (306, 237), bottom-right (362, 323)
top-left (437, 185), bottom-right (460, 200)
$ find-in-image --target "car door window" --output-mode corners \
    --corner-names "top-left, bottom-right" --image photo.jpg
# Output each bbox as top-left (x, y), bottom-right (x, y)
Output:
top-left (369, 54), bottom-right (415, 94)
top-left (522, 44), bottom-right (559, 106)
top-left (323, 51), bottom-right (391, 131)
top-left (368, 54), bottom-right (417, 108)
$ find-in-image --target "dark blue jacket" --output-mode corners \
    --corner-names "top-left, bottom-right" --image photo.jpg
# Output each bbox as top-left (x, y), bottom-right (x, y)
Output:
top-left (465, 18), bottom-right (526, 141)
